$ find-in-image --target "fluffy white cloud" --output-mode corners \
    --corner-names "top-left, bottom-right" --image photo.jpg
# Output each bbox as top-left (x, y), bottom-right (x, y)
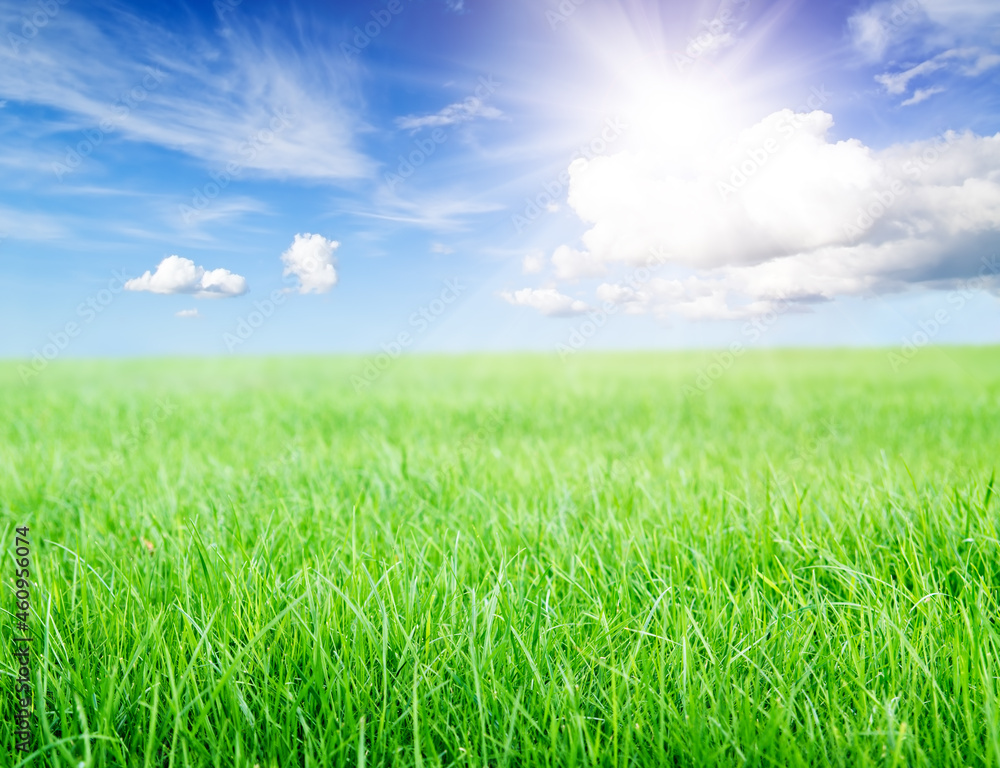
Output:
top-left (499, 288), bottom-right (589, 316)
top-left (176, 308), bottom-right (200, 318)
top-left (847, 4), bottom-right (908, 60)
top-left (552, 245), bottom-right (607, 280)
top-left (549, 109), bottom-right (1000, 319)
top-left (522, 250), bottom-right (545, 274)
top-left (281, 233), bottom-right (339, 294)
top-left (125, 255), bottom-right (248, 298)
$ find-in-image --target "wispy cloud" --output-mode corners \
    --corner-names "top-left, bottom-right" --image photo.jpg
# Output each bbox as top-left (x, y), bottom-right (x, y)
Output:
top-left (876, 48), bottom-right (1000, 104)
top-left (876, 58), bottom-right (949, 95)
top-left (358, 193), bottom-right (505, 231)
top-left (901, 86), bottom-right (946, 106)
top-left (0, 5), bottom-right (373, 182)
top-left (397, 98), bottom-right (503, 132)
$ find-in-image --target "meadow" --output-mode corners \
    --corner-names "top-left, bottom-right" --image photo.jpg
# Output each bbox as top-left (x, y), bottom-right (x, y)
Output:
top-left (2, 348), bottom-right (999, 767)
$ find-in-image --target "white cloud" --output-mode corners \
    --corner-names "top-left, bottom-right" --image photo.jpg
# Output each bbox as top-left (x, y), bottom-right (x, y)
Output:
top-left (431, 242), bottom-right (455, 254)
top-left (551, 244), bottom-right (607, 280)
top-left (281, 233), bottom-right (339, 294)
top-left (901, 86), bottom-right (946, 106)
top-left (876, 59), bottom-right (948, 95)
top-left (0, 7), bottom-right (372, 182)
top-left (849, 1), bottom-right (1000, 61)
top-left (595, 282), bottom-right (648, 314)
top-left (522, 250), bottom-right (545, 274)
top-left (361, 194), bottom-right (505, 230)
top-left (915, 0), bottom-right (1000, 25)
top-left (875, 48), bottom-right (994, 103)
top-left (548, 109), bottom-right (1000, 319)
top-left (847, 5), bottom-right (904, 61)
top-left (397, 98), bottom-right (503, 131)
top-left (176, 308), bottom-right (200, 318)
top-left (125, 255), bottom-right (248, 298)
top-left (963, 52), bottom-right (1000, 76)
top-left (499, 288), bottom-right (589, 316)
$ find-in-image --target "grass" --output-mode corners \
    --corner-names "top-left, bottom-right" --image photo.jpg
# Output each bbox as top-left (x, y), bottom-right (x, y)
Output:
top-left (1, 348), bottom-right (1000, 767)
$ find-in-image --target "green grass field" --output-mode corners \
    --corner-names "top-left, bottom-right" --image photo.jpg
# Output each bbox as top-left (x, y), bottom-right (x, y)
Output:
top-left (2, 349), bottom-right (1000, 767)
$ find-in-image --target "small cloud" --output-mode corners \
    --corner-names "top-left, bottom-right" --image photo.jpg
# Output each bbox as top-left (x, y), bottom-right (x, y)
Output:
top-left (431, 242), bottom-right (455, 254)
top-left (875, 58), bottom-right (947, 94)
top-left (397, 98), bottom-right (503, 132)
top-left (499, 287), bottom-right (589, 316)
top-left (522, 250), bottom-right (545, 274)
top-left (901, 85), bottom-right (946, 106)
top-left (847, 1), bottom-right (925, 61)
top-left (964, 52), bottom-right (1000, 76)
top-left (552, 245), bottom-right (607, 280)
top-left (281, 233), bottom-right (339, 294)
top-left (446, 0), bottom-right (465, 10)
top-left (848, 7), bottom-right (894, 61)
top-left (125, 255), bottom-right (248, 298)
top-left (877, 48), bottom-right (998, 103)
top-left (176, 308), bottom-right (200, 318)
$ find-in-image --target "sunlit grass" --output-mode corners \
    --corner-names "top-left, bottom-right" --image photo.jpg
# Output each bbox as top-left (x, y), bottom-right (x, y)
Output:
top-left (2, 349), bottom-right (999, 767)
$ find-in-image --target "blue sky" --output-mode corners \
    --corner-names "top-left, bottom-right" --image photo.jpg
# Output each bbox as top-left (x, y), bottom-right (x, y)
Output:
top-left (1, 0), bottom-right (999, 361)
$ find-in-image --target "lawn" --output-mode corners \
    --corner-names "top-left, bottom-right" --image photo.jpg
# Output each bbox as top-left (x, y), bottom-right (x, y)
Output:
top-left (2, 348), bottom-right (999, 767)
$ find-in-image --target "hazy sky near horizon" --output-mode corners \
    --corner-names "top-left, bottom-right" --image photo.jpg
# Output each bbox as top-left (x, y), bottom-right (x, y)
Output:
top-left (1, 0), bottom-right (999, 358)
